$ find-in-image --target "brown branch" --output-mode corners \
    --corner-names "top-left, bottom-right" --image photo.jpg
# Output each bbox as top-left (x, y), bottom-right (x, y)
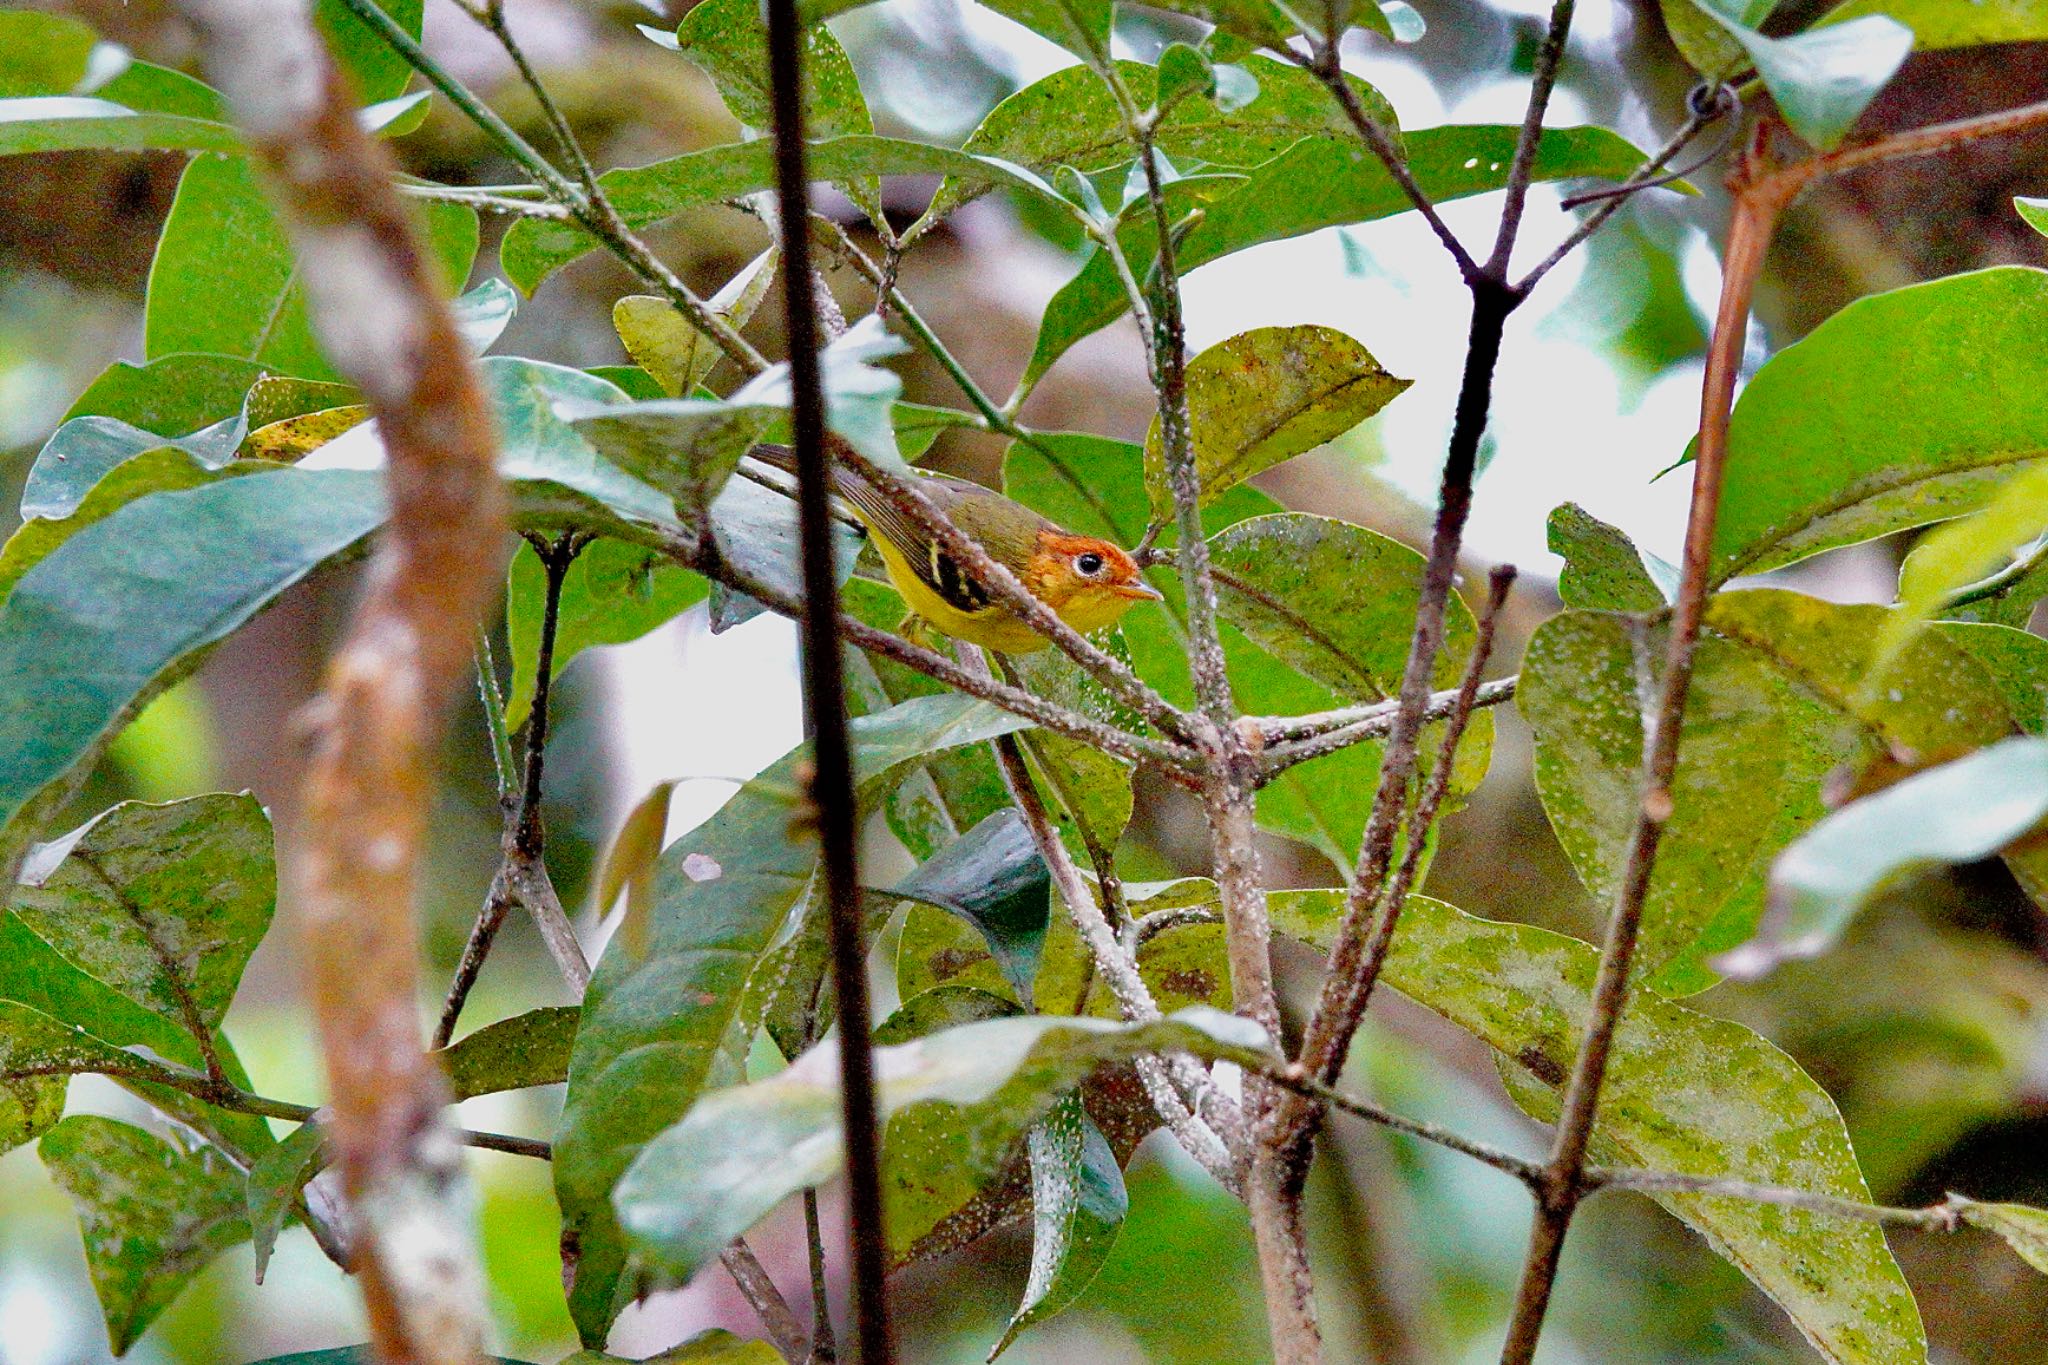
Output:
top-left (1257, 677), bottom-right (1519, 775)
top-left (1494, 127), bottom-right (1807, 1365)
top-left (720, 1241), bottom-right (811, 1364)
top-left (175, 3), bottom-right (503, 1360)
top-left (1486, 0), bottom-right (1579, 275)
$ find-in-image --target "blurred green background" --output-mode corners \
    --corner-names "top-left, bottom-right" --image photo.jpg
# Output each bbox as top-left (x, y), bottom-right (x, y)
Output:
top-left (4, 1), bottom-right (2048, 1362)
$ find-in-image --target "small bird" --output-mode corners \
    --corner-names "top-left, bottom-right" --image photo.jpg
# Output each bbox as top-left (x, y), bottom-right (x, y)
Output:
top-left (746, 445), bottom-right (1162, 654)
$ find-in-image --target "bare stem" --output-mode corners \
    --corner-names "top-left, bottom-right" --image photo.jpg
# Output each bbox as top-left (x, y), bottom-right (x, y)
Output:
top-left (1258, 678), bottom-right (1519, 775)
top-left (1487, 0), bottom-right (1579, 276)
top-left (804, 1188), bottom-right (838, 1364)
top-left (1494, 129), bottom-right (1805, 1365)
top-left (721, 1240), bottom-right (811, 1364)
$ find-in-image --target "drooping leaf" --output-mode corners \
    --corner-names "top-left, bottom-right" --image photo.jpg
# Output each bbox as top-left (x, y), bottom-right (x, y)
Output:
top-left (452, 277), bottom-right (519, 354)
top-left (1716, 12), bottom-right (1914, 149)
top-left (1715, 738), bottom-right (2048, 980)
top-left (1146, 326), bottom-right (1409, 515)
top-left (24, 415), bottom-right (245, 519)
top-left (246, 1120), bottom-right (326, 1283)
top-left (500, 137), bottom-right (1067, 294)
top-left (39, 1115), bottom-right (252, 1355)
top-left (11, 793), bottom-right (273, 1035)
top-left (1268, 893), bottom-right (1928, 1365)
top-left (892, 810), bottom-right (1051, 1003)
top-left (504, 538), bottom-right (709, 731)
top-left (729, 314), bottom-right (910, 470)
top-left (435, 1005), bottom-right (581, 1100)
top-left (564, 399), bottom-right (777, 527)
top-left (1885, 461), bottom-right (2048, 659)
top-left (146, 154), bottom-right (476, 383)
top-left (1018, 124), bottom-right (1656, 394)
top-left (556, 695), bottom-right (1033, 1343)
top-left (1713, 267), bottom-right (2048, 584)
top-left (1547, 502), bottom-right (1670, 611)
top-left (64, 354), bottom-right (273, 435)
top-left (613, 246), bottom-right (777, 398)
top-left (612, 1008), bottom-right (1269, 1289)
top-left (989, 1095), bottom-right (1127, 1359)
top-left (917, 57), bottom-right (1398, 231)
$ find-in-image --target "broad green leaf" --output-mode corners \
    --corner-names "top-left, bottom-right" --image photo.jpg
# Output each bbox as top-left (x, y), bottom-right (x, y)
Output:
top-left (1, 449), bottom-right (247, 606)
top-left (1519, 592), bottom-right (2030, 993)
top-left (612, 1008), bottom-right (1269, 1288)
top-left (39, 1115), bottom-right (252, 1355)
top-left (1009, 636), bottom-right (1140, 862)
top-left (728, 314), bottom-right (911, 470)
top-left (918, 56), bottom-right (1398, 231)
top-left (612, 245), bottom-right (777, 398)
top-left (875, 985), bottom-right (1023, 1043)
top-left (0, 96), bottom-right (239, 157)
top-left (147, 155), bottom-right (477, 383)
top-left (64, 353), bottom-right (272, 434)
top-left (1268, 893), bottom-right (1928, 1365)
top-left (1662, 0), bottom-right (1778, 77)
top-left (1147, 326), bottom-right (1409, 515)
top-left (24, 415), bottom-right (244, 520)
top-left (1715, 738), bottom-right (2048, 980)
top-left (2020, 195), bottom-right (2048, 238)
top-left (1, 1070), bottom-right (63, 1159)
top-left (990, 1095), bottom-right (1127, 1359)
top-left (1887, 462), bottom-right (2048, 656)
top-left (564, 399), bottom-right (777, 526)
top-left (1819, 0), bottom-right (2048, 51)
top-left (0, 11), bottom-right (99, 94)
top-left (1018, 124), bottom-right (1655, 394)
top-left (246, 1120), bottom-right (326, 1282)
top-left (501, 137), bottom-right (1067, 294)
top-left (0, 468), bottom-right (386, 875)
top-left (893, 810), bottom-right (1050, 1002)
top-left (12, 794), bottom-right (273, 1034)
top-left (1955, 1198), bottom-right (2048, 1275)
top-left (701, 470), bottom-right (865, 633)
top-left (452, 277), bottom-right (518, 354)
top-left (1547, 502), bottom-right (1670, 611)
top-left (504, 537), bottom-right (709, 731)
top-left (314, 0), bottom-right (424, 105)
top-left (237, 1352), bottom-right (536, 1365)
top-left (1713, 267), bottom-right (2048, 584)
top-left (556, 694), bottom-right (1033, 1343)
top-left (436, 1005), bottom-right (580, 1100)
top-left (1136, 0), bottom-right (1302, 48)
top-left (661, 0), bottom-right (879, 221)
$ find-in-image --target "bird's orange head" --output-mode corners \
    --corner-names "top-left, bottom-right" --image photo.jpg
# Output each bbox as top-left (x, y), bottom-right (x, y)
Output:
top-left (1021, 531), bottom-right (1164, 634)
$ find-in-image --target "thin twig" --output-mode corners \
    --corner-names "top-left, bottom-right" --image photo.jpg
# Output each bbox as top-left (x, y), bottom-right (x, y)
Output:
top-left (1495, 127), bottom-right (1805, 1365)
top-left (1258, 677), bottom-right (1519, 776)
top-left (761, 0), bottom-right (893, 1355)
top-left (1487, 0), bottom-right (1579, 277)
top-left (720, 1241), bottom-right (811, 1364)
top-left (989, 730), bottom-right (1243, 1188)
top-left (804, 1189), bottom-right (838, 1364)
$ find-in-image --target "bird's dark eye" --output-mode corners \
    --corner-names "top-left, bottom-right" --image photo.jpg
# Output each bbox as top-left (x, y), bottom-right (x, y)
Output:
top-left (1075, 552), bottom-right (1105, 576)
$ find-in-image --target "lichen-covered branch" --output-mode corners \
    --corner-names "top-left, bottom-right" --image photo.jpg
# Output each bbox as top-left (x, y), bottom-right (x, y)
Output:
top-left (173, 2), bottom-right (504, 1359)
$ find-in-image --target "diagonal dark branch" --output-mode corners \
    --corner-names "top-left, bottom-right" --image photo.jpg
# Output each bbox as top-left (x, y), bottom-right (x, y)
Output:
top-left (1487, 0), bottom-right (1580, 276)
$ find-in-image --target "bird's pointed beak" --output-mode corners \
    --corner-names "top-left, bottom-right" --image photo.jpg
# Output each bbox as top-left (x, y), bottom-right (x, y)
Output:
top-left (1116, 578), bottom-right (1165, 602)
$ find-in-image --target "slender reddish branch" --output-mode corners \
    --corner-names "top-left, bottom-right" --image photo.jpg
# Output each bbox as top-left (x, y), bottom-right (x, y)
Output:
top-left (174, 2), bottom-right (504, 1361)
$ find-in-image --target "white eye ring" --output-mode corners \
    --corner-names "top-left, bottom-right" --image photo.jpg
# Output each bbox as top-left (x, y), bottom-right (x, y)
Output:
top-left (1075, 551), bottom-right (1105, 576)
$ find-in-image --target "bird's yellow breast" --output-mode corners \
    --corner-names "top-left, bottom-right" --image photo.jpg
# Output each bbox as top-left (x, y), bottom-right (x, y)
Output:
top-left (869, 531), bottom-right (1052, 652)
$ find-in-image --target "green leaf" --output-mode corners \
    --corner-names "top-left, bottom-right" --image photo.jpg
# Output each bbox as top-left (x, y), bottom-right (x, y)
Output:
top-left (564, 1331), bottom-right (783, 1364)
top-left (1713, 267), bottom-right (2048, 584)
top-left (235, 1352), bottom-right (538, 1365)
top-left (0, 95), bottom-right (240, 157)
top-left (1818, 0), bottom-right (2048, 51)
top-left (1147, 326), bottom-right (1408, 515)
top-left (564, 398), bottom-right (777, 526)
top-left (24, 415), bottom-right (244, 520)
top-left (436, 1005), bottom-right (580, 1100)
top-left (612, 1008), bottom-right (1269, 1289)
top-left (12, 794), bottom-right (273, 1034)
top-left (1010, 644), bottom-right (1139, 863)
top-left (1722, 15), bottom-right (1914, 150)
top-left (39, 1115), bottom-right (252, 1355)
top-left (147, 154), bottom-right (477, 383)
top-left (64, 354), bottom-right (273, 435)
top-left (246, 1120), bottom-right (326, 1283)
top-left (0, 10), bottom-right (100, 95)
top-left (1887, 461), bottom-right (2048, 657)
top-left (504, 537), bottom-right (709, 731)
top-left (1547, 502), bottom-right (1670, 611)
top-left (729, 314), bottom-right (910, 470)
top-left (501, 136), bottom-right (1067, 294)
top-left (1135, 0), bottom-right (1303, 49)
top-left (1268, 893), bottom-right (1928, 1364)
top-left (2019, 195), bottom-right (2048, 238)
top-left (0, 468), bottom-right (386, 875)
top-left (313, 0), bottom-right (424, 104)
top-left (452, 277), bottom-right (518, 354)
top-left (919, 57), bottom-right (1397, 231)
top-left (556, 694), bottom-right (1033, 1343)
top-left (1955, 1198), bottom-right (2048, 1275)
top-left (1019, 124), bottom-right (1654, 393)
top-left (612, 246), bottom-right (778, 398)
top-left (893, 810), bottom-right (1051, 1003)
top-left (1715, 738), bottom-right (2048, 980)
top-left (989, 1095), bottom-right (1127, 1359)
